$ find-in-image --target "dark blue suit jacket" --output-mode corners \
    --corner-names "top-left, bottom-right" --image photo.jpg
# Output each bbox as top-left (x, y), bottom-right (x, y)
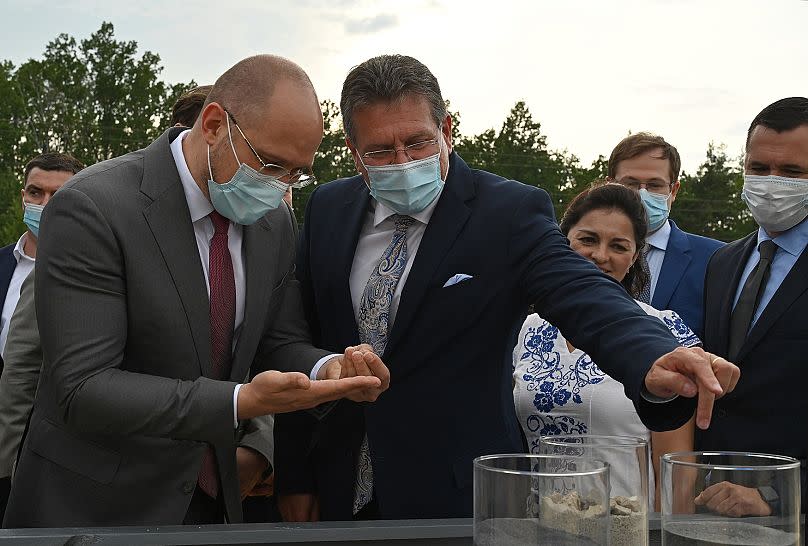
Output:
top-left (0, 243), bottom-right (18, 377)
top-left (652, 220), bottom-right (723, 340)
top-left (275, 153), bottom-right (691, 519)
top-left (700, 231), bottom-right (807, 511)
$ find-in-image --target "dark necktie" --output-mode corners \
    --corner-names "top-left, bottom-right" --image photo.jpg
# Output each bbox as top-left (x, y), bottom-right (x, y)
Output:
top-left (728, 239), bottom-right (777, 361)
top-left (198, 210), bottom-right (236, 499)
top-left (637, 245), bottom-right (652, 304)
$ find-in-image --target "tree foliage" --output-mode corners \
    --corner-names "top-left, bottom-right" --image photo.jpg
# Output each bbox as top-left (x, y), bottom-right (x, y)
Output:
top-left (0, 24), bottom-right (755, 245)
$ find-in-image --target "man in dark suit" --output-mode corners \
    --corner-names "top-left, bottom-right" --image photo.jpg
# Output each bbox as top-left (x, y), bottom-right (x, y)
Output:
top-left (699, 97), bottom-right (808, 516)
top-left (274, 54), bottom-right (740, 521)
top-left (3, 55), bottom-right (383, 528)
top-left (608, 133), bottom-right (723, 339)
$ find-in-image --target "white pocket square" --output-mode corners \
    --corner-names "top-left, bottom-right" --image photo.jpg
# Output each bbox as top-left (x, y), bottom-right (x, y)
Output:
top-left (443, 273), bottom-right (474, 288)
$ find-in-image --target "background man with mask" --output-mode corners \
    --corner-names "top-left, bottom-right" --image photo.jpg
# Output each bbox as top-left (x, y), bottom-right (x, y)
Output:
top-left (0, 153), bottom-right (83, 370)
top-left (274, 54), bottom-right (739, 521)
top-left (699, 97), bottom-right (808, 517)
top-left (608, 133), bottom-right (723, 339)
top-left (3, 54), bottom-right (385, 528)
top-left (0, 152), bottom-right (83, 521)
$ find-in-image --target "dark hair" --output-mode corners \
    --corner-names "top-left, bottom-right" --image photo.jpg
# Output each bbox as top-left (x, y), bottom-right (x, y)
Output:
top-left (340, 55), bottom-right (447, 144)
top-left (24, 153), bottom-right (84, 184)
top-left (170, 85), bottom-right (212, 127)
top-left (560, 181), bottom-right (649, 297)
top-left (607, 132), bottom-right (681, 184)
top-left (746, 97), bottom-right (808, 148)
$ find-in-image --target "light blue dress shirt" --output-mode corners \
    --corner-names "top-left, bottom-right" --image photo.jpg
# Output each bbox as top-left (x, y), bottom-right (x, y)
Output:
top-left (732, 218), bottom-right (808, 328)
top-left (645, 220), bottom-right (671, 301)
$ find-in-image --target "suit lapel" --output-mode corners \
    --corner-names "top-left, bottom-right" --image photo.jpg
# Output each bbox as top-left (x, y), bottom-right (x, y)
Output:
top-left (331, 180), bottom-right (370, 345)
top-left (651, 222), bottom-right (691, 310)
top-left (738, 244), bottom-right (808, 361)
top-left (230, 216), bottom-right (276, 382)
top-left (384, 154), bottom-right (474, 356)
top-left (713, 234), bottom-right (757, 357)
top-left (141, 129), bottom-right (211, 377)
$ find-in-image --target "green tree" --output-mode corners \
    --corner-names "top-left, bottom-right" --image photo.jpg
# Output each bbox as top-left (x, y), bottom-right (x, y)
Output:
top-left (674, 143), bottom-right (755, 241)
top-left (0, 22), bottom-right (193, 246)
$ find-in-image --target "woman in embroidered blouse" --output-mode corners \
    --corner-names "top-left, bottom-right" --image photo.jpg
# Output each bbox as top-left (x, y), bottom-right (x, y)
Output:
top-left (512, 182), bottom-right (697, 510)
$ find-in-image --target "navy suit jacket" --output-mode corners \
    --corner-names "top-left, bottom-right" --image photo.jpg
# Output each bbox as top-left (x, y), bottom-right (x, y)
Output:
top-left (700, 231), bottom-right (807, 511)
top-left (275, 153), bottom-right (691, 519)
top-left (651, 220), bottom-right (723, 340)
top-left (0, 243), bottom-right (18, 377)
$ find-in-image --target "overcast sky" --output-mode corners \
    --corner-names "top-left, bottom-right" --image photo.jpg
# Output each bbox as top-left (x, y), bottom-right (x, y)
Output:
top-left (2, 0), bottom-right (807, 173)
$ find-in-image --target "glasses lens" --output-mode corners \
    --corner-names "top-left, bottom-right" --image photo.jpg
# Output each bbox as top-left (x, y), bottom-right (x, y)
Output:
top-left (287, 173), bottom-right (316, 189)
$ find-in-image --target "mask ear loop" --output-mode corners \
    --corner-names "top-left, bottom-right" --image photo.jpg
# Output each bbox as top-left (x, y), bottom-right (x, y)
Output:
top-left (208, 111), bottom-right (242, 183)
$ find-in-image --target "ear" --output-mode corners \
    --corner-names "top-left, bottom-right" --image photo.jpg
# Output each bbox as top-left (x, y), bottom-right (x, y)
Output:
top-left (669, 180), bottom-right (681, 204)
top-left (441, 114), bottom-right (453, 153)
top-left (199, 102), bottom-right (227, 147)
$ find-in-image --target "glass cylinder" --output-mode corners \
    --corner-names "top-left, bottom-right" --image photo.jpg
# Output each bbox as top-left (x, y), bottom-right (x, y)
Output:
top-left (474, 454), bottom-right (610, 545)
top-left (540, 435), bottom-right (649, 546)
top-left (661, 451), bottom-right (801, 546)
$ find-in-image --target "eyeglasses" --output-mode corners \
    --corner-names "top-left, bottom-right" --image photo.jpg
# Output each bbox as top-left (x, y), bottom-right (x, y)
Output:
top-left (224, 108), bottom-right (316, 188)
top-left (361, 139), bottom-right (440, 166)
top-left (615, 178), bottom-right (671, 195)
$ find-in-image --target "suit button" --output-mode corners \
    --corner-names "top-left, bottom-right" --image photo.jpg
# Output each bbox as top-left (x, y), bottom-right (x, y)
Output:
top-left (182, 481), bottom-right (195, 494)
top-left (716, 409), bottom-right (727, 418)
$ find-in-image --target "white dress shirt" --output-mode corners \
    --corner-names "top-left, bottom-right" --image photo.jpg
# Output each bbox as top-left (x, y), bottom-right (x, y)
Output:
top-left (0, 234), bottom-right (35, 358)
top-left (170, 130), bottom-right (245, 424)
top-left (645, 219), bottom-right (671, 301)
top-left (309, 182), bottom-right (445, 380)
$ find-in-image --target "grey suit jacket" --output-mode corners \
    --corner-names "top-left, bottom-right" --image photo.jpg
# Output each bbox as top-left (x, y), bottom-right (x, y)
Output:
top-left (3, 128), bottom-right (327, 527)
top-left (0, 271), bottom-right (277, 484)
top-left (0, 271), bottom-right (38, 480)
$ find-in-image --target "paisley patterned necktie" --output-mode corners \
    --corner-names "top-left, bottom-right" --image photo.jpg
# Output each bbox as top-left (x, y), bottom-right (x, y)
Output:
top-left (353, 214), bottom-right (415, 514)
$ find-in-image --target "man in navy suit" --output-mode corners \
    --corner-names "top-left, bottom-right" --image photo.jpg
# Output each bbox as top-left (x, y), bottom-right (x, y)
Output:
top-left (699, 97), bottom-right (808, 516)
top-left (274, 55), bottom-right (739, 521)
top-left (0, 152), bottom-right (83, 520)
top-left (608, 133), bottom-right (723, 339)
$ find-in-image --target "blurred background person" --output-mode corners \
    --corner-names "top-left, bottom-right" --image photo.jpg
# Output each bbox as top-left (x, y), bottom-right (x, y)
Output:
top-left (170, 85), bottom-right (212, 128)
top-left (513, 182), bottom-right (698, 510)
top-left (608, 133), bottom-right (723, 339)
top-left (0, 152), bottom-right (83, 521)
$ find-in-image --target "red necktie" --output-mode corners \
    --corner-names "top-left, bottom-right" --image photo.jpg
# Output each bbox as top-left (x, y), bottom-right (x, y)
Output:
top-left (198, 210), bottom-right (236, 498)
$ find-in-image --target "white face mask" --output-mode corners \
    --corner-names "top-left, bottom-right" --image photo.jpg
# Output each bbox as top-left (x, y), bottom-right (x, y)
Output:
top-left (742, 174), bottom-right (808, 233)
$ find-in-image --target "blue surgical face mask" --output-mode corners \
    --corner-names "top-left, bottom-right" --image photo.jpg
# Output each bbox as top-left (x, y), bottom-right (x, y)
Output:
top-left (639, 188), bottom-right (670, 232)
top-left (360, 142), bottom-right (445, 215)
top-left (22, 200), bottom-right (44, 238)
top-left (206, 113), bottom-right (288, 225)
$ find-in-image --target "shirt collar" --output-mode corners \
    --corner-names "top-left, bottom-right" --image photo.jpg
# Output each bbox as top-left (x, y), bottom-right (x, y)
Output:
top-left (170, 129), bottom-right (214, 223)
top-left (757, 217), bottom-right (808, 258)
top-left (13, 233), bottom-right (34, 263)
top-left (646, 219), bottom-right (671, 251)
top-left (372, 185), bottom-right (444, 228)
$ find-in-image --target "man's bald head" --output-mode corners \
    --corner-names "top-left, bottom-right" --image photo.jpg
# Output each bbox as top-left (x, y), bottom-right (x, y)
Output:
top-left (204, 54), bottom-right (319, 127)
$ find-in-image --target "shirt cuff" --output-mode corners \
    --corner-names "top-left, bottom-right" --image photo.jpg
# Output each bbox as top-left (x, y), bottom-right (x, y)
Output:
top-left (311, 354), bottom-right (341, 380)
top-left (640, 384), bottom-right (679, 404)
top-left (233, 384), bottom-right (242, 428)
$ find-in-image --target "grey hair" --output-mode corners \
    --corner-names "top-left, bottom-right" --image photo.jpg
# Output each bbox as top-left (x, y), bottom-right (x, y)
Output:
top-left (340, 55), bottom-right (447, 144)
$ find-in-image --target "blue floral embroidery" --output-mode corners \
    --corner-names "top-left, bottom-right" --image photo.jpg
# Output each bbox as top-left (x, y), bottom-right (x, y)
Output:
top-left (526, 415), bottom-right (588, 453)
top-left (662, 313), bottom-right (700, 347)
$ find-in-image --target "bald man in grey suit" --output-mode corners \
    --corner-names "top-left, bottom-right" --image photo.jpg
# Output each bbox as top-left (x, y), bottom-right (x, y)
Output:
top-left (3, 55), bottom-right (384, 528)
